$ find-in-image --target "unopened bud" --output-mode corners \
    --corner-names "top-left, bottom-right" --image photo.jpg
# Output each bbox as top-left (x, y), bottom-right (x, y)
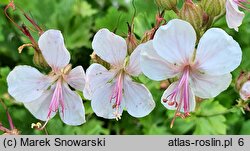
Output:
top-left (240, 81), bottom-right (250, 101)
top-left (236, 71), bottom-right (250, 91)
top-left (126, 32), bottom-right (138, 55)
top-left (90, 52), bottom-right (110, 70)
top-left (179, 1), bottom-right (203, 36)
top-left (155, 0), bottom-right (178, 10)
top-left (201, 0), bottom-right (226, 17)
top-left (33, 51), bottom-right (49, 68)
top-left (126, 23), bottom-right (138, 55)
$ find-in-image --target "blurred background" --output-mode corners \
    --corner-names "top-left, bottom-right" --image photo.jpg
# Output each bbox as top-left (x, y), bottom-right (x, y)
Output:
top-left (0, 0), bottom-right (250, 135)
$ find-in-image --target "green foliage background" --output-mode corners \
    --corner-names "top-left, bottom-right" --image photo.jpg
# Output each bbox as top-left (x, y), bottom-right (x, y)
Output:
top-left (0, 0), bottom-right (249, 135)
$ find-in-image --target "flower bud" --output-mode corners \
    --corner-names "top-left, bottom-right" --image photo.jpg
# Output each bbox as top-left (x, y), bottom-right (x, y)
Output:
top-left (33, 51), bottom-right (49, 68)
top-left (240, 81), bottom-right (250, 101)
top-left (90, 52), bottom-right (110, 70)
top-left (155, 0), bottom-right (178, 10)
top-left (126, 24), bottom-right (138, 54)
top-left (201, 0), bottom-right (226, 17)
top-left (236, 71), bottom-right (250, 91)
top-left (141, 30), bottom-right (153, 43)
top-left (179, 1), bottom-right (203, 35)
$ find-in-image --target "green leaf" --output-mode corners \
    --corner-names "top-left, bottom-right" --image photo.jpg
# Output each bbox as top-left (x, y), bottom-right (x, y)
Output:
top-left (240, 120), bottom-right (250, 134)
top-left (0, 0), bottom-right (9, 5)
top-left (0, 67), bottom-right (10, 95)
top-left (95, 7), bottom-right (131, 36)
top-left (134, 13), bottom-right (153, 37)
top-left (193, 100), bottom-right (227, 134)
top-left (73, 1), bottom-right (97, 18)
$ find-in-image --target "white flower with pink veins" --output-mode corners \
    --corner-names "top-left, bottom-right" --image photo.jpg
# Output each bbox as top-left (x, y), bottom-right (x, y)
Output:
top-left (84, 28), bottom-right (155, 120)
top-left (7, 30), bottom-right (86, 126)
top-left (140, 19), bottom-right (242, 127)
top-left (226, 0), bottom-right (248, 31)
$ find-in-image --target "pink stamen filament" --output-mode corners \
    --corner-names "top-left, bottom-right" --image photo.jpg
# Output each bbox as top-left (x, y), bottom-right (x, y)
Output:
top-left (48, 78), bottom-right (64, 119)
top-left (110, 72), bottom-right (124, 120)
top-left (234, 0), bottom-right (250, 10)
top-left (164, 66), bottom-right (191, 128)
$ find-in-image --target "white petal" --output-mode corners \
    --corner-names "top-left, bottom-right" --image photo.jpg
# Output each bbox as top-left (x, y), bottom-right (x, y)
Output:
top-left (123, 76), bottom-right (155, 117)
top-left (83, 63), bottom-right (116, 100)
top-left (140, 41), bottom-right (179, 81)
top-left (92, 28), bottom-right (127, 66)
top-left (195, 28), bottom-right (242, 75)
top-left (7, 65), bottom-right (53, 103)
top-left (24, 88), bottom-right (56, 121)
top-left (91, 83), bottom-right (125, 119)
top-left (153, 19), bottom-right (196, 65)
top-left (240, 81), bottom-right (250, 101)
top-left (65, 66), bottom-right (85, 91)
top-left (59, 83), bottom-right (85, 125)
top-left (226, 0), bottom-right (245, 31)
top-left (125, 44), bottom-right (142, 76)
top-left (161, 82), bottom-right (196, 112)
top-left (190, 72), bottom-right (232, 98)
top-left (38, 29), bottom-right (70, 70)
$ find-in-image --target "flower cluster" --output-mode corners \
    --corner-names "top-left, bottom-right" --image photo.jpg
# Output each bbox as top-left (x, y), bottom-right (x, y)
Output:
top-left (4, 0), bottom-right (250, 130)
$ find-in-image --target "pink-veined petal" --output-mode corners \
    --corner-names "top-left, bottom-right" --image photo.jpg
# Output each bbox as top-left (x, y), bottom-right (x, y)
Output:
top-left (153, 19), bottom-right (196, 65)
top-left (59, 83), bottom-right (85, 125)
top-left (125, 44), bottom-right (142, 76)
top-left (83, 63), bottom-right (116, 100)
top-left (240, 81), bottom-right (250, 101)
top-left (161, 82), bottom-right (196, 113)
top-left (226, 0), bottom-right (245, 31)
top-left (91, 83), bottom-right (125, 119)
top-left (140, 41), bottom-right (180, 81)
top-left (92, 28), bottom-right (127, 66)
top-left (38, 29), bottom-right (70, 71)
top-left (190, 72), bottom-right (232, 98)
top-left (65, 66), bottom-right (85, 91)
top-left (195, 28), bottom-right (242, 75)
top-left (123, 76), bottom-right (155, 117)
top-left (24, 87), bottom-right (56, 121)
top-left (7, 65), bottom-right (54, 103)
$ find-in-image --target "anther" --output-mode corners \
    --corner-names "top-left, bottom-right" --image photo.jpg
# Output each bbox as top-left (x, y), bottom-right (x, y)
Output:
top-left (167, 101), bottom-right (175, 106)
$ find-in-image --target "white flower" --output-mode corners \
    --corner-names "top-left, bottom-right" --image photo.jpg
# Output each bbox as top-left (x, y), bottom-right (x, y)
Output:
top-left (140, 19), bottom-right (242, 127)
top-left (7, 30), bottom-right (86, 126)
top-left (84, 28), bottom-right (155, 120)
top-left (240, 81), bottom-right (250, 101)
top-left (226, 0), bottom-right (246, 31)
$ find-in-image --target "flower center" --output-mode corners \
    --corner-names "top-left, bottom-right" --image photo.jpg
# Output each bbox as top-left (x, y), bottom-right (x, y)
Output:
top-left (47, 78), bottom-right (65, 119)
top-left (110, 72), bottom-right (124, 120)
top-left (234, 0), bottom-right (250, 10)
top-left (163, 66), bottom-right (191, 128)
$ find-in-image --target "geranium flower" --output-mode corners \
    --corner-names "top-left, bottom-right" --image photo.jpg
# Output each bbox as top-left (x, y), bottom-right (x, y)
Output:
top-left (240, 81), bottom-right (250, 101)
top-left (226, 0), bottom-right (246, 31)
top-left (140, 19), bottom-right (242, 127)
top-left (84, 28), bottom-right (155, 120)
top-left (7, 30), bottom-right (86, 126)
